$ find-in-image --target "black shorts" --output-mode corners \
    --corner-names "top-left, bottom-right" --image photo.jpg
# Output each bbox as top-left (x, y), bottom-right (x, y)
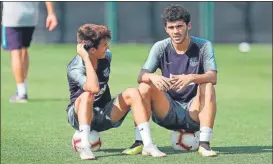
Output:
top-left (151, 92), bottom-right (200, 132)
top-left (67, 97), bottom-right (129, 132)
top-left (2, 26), bottom-right (35, 50)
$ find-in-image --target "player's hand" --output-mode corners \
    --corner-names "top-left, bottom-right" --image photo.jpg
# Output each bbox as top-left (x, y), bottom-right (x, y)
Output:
top-left (149, 74), bottom-right (172, 91)
top-left (77, 43), bottom-right (89, 59)
top-left (170, 74), bottom-right (194, 92)
top-left (46, 13), bottom-right (58, 31)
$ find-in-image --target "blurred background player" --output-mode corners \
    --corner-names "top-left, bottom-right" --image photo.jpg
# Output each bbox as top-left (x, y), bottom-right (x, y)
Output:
top-left (238, 2), bottom-right (252, 53)
top-left (122, 4), bottom-right (218, 157)
top-left (1, 2), bottom-right (58, 103)
top-left (66, 24), bottom-right (166, 160)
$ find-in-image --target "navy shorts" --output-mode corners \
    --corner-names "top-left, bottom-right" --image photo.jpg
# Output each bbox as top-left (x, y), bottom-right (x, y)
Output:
top-left (152, 92), bottom-right (200, 132)
top-left (2, 26), bottom-right (35, 50)
top-left (67, 97), bottom-right (129, 132)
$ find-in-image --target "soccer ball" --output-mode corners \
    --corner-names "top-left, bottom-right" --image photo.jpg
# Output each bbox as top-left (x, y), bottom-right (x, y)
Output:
top-left (72, 130), bottom-right (102, 152)
top-left (238, 42), bottom-right (251, 53)
top-left (171, 130), bottom-right (200, 151)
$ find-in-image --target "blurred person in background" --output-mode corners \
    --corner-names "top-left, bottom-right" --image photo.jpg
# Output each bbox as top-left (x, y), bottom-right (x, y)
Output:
top-left (2, 2), bottom-right (58, 103)
top-left (122, 4), bottom-right (218, 157)
top-left (238, 2), bottom-right (252, 53)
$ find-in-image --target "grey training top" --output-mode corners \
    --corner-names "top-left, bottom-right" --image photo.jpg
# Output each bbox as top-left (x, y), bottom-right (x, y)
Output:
top-left (66, 50), bottom-right (112, 111)
top-left (2, 2), bottom-right (39, 27)
top-left (142, 36), bottom-right (217, 103)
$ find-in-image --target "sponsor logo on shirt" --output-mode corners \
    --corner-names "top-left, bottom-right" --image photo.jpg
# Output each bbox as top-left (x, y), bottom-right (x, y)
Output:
top-left (103, 67), bottom-right (110, 77)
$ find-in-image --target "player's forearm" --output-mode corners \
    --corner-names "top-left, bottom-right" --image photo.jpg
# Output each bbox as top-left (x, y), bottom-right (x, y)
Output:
top-left (45, 2), bottom-right (55, 15)
top-left (191, 71), bottom-right (217, 85)
top-left (83, 57), bottom-right (100, 93)
top-left (137, 70), bottom-right (153, 83)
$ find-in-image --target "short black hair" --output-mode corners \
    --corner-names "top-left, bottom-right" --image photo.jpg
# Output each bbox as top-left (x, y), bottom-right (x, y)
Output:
top-left (161, 4), bottom-right (191, 26)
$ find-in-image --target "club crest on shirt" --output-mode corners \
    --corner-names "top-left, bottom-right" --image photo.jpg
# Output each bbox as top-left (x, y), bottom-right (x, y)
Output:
top-left (103, 67), bottom-right (110, 77)
top-left (189, 57), bottom-right (198, 67)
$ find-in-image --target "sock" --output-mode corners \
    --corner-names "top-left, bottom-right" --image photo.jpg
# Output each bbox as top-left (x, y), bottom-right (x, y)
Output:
top-left (24, 79), bottom-right (27, 91)
top-left (137, 122), bottom-right (152, 147)
top-left (200, 127), bottom-right (213, 143)
top-left (17, 83), bottom-right (26, 97)
top-left (135, 126), bottom-right (143, 141)
top-left (199, 141), bottom-right (211, 150)
top-left (79, 124), bottom-right (91, 147)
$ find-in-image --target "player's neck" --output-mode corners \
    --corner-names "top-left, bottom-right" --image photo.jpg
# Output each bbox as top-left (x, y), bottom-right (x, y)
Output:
top-left (89, 55), bottom-right (98, 70)
top-left (172, 35), bottom-right (191, 54)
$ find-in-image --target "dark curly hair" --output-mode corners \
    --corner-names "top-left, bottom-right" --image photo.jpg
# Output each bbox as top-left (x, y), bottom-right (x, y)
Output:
top-left (77, 24), bottom-right (111, 50)
top-left (161, 4), bottom-right (191, 26)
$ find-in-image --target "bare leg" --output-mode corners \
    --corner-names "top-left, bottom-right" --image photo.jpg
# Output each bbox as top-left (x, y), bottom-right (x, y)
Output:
top-left (111, 88), bottom-right (148, 125)
top-left (122, 83), bottom-right (171, 155)
top-left (188, 83), bottom-right (216, 129)
top-left (74, 92), bottom-right (94, 125)
top-left (112, 88), bottom-right (166, 157)
top-left (10, 49), bottom-right (28, 100)
top-left (21, 48), bottom-right (29, 81)
top-left (11, 49), bottom-right (24, 84)
top-left (74, 92), bottom-right (95, 160)
top-left (130, 82), bottom-right (170, 143)
top-left (198, 83), bottom-right (217, 128)
top-left (188, 83), bottom-right (217, 157)
top-left (138, 82), bottom-right (170, 120)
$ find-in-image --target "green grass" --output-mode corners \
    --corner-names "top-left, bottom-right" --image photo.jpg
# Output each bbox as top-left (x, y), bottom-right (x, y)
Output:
top-left (1, 44), bottom-right (272, 164)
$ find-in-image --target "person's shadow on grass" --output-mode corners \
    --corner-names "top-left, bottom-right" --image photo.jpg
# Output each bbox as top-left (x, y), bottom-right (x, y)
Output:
top-left (99, 146), bottom-right (195, 155)
top-left (99, 145), bottom-right (272, 156)
top-left (214, 146), bottom-right (272, 154)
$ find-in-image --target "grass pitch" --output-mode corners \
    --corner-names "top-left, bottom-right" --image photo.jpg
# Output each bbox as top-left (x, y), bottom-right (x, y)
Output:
top-left (1, 43), bottom-right (272, 164)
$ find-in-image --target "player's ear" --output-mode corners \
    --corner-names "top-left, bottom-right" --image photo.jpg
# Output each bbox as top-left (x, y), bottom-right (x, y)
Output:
top-left (187, 22), bottom-right (192, 30)
top-left (164, 22), bottom-right (167, 33)
top-left (165, 25), bottom-right (170, 34)
top-left (90, 47), bottom-right (96, 54)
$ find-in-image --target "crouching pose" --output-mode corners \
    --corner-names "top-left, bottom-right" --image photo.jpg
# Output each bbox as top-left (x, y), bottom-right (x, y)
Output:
top-left (122, 5), bottom-right (218, 157)
top-left (66, 24), bottom-right (166, 160)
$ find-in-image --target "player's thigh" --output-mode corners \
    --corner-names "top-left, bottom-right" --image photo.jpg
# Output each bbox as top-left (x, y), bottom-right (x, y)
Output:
top-left (181, 99), bottom-right (200, 132)
top-left (67, 104), bottom-right (79, 130)
top-left (145, 83), bottom-right (170, 120)
top-left (187, 95), bottom-right (200, 123)
top-left (91, 97), bottom-right (128, 132)
top-left (67, 92), bottom-right (93, 130)
top-left (181, 86), bottom-right (203, 132)
top-left (110, 89), bottom-right (136, 123)
top-left (151, 92), bottom-right (177, 128)
top-left (73, 92), bottom-right (94, 115)
top-left (2, 26), bottom-right (22, 50)
top-left (152, 89), bottom-right (199, 131)
top-left (187, 83), bottom-right (208, 123)
top-left (73, 96), bottom-right (81, 114)
top-left (21, 27), bottom-right (35, 48)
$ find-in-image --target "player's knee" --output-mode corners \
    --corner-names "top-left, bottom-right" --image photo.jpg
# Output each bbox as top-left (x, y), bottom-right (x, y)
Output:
top-left (80, 92), bottom-right (95, 104)
top-left (138, 82), bottom-right (152, 96)
top-left (138, 82), bottom-right (159, 95)
top-left (123, 88), bottom-right (141, 103)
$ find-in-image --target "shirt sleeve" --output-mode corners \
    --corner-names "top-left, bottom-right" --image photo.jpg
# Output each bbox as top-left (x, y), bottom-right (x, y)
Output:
top-left (105, 49), bottom-right (112, 63)
top-left (202, 41), bottom-right (218, 73)
top-left (142, 41), bottom-right (164, 73)
top-left (67, 57), bottom-right (86, 89)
